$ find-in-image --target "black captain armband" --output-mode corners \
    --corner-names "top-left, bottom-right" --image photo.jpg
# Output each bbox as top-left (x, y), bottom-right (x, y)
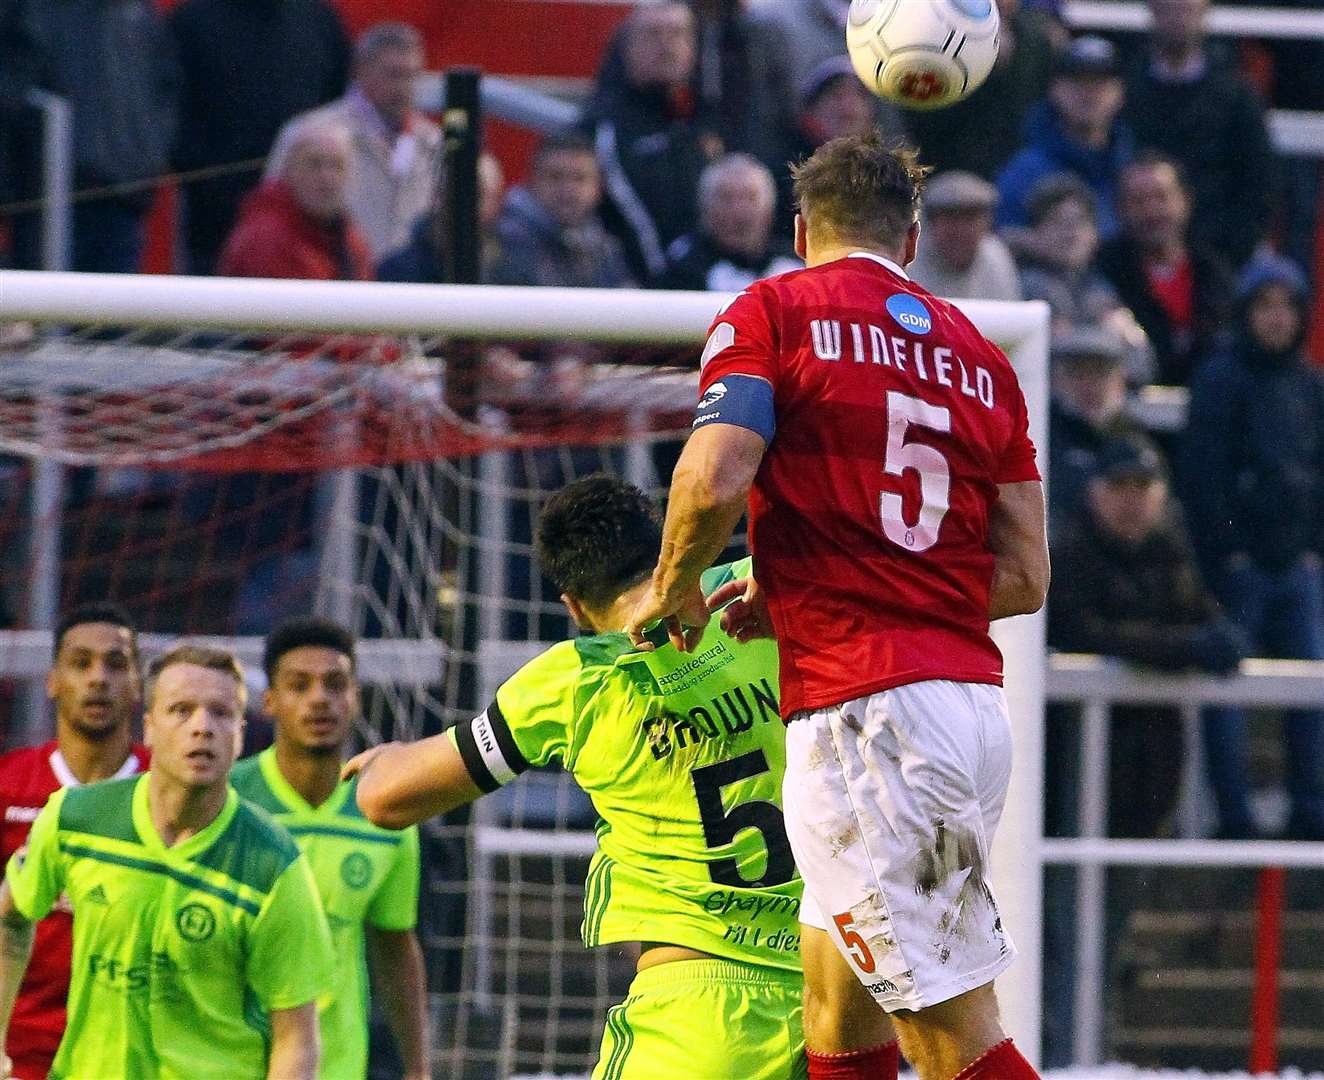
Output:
top-left (692, 374), bottom-right (775, 443)
top-left (454, 700), bottom-right (530, 793)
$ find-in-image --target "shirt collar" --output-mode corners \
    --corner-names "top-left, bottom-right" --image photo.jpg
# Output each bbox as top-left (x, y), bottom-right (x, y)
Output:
top-left (49, 746), bottom-right (143, 788)
top-left (847, 251), bottom-right (911, 281)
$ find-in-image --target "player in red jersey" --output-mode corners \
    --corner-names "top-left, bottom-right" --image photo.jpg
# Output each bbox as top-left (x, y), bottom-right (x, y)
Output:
top-left (0, 603), bottom-right (149, 1080)
top-left (628, 134), bottom-right (1050, 1080)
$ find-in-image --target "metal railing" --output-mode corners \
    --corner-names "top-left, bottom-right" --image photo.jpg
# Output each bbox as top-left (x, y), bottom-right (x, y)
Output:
top-left (1045, 653), bottom-right (1324, 1066)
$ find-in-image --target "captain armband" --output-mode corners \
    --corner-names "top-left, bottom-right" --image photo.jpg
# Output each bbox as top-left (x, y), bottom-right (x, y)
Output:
top-left (693, 374), bottom-right (775, 444)
top-left (453, 700), bottom-right (531, 793)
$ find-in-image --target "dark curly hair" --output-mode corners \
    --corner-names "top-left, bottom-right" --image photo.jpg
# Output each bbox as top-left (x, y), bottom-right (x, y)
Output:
top-left (792, 132), bottom-right (929, 250)
top-left (534, 476), bottom-right (662, 610)
top-left (263, 616), bottom-right (356, 683)
top-left (53, 602), bottom-right (138, 660)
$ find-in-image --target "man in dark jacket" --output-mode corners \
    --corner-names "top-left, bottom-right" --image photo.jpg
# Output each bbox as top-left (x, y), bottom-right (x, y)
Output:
top-left (996, 35), bottom-right (1134, 240)
top-left (487, 134), bottom-right (634, 289)
top-left (1122, 0), bottom-right (1275, 268)
top-left (1047, 326), bottom-right (1151, 531)
top-left (1097, 152), bottom-right (1234, 386)
top-left (654, 153), bottom-right (798, 291)
top-left (1182, 255), bottom-right (1324, 839)
top-left (582, 1), bottom-right (720, 280)
top-left (171, 0), bottom-right (349, 274)
top-left (16, 0), bottom-right (178, 272)
top-left (1050, 436), bottom-right (1246, 837)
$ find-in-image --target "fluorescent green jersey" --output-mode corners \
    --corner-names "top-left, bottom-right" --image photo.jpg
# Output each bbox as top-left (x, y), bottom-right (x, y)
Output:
top-left (230, 748), bottom-right (420, 1080)
top-left (4, 774), bottom-right (334, 1080)
top-left (452, 558), bottom-right (802, 970)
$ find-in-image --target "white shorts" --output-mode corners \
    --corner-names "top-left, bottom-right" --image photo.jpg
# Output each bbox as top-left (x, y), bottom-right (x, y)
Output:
top-left (785, 680), bottom-right (1017, 1012)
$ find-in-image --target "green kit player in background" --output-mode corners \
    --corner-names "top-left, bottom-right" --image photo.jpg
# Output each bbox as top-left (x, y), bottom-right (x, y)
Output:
top-left (0, 644), bottom-right (333, 1080)
top-left (231, 617), bottom-right (430, 1080)
top-left (345, 476), bottom-right (808, 1080)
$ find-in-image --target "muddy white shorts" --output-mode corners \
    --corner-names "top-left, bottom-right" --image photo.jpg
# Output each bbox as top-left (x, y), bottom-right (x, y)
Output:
top-left (785, 680), bottom-right (1017, 1012)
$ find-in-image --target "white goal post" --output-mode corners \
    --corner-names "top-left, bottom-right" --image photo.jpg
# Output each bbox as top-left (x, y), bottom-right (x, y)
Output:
top-left (0, 269), bottom-right (1050, 1065)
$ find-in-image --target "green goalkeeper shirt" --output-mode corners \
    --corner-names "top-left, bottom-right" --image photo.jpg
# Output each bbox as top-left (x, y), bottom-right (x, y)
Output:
top-left (452, 557), bottom-right (803, 971)
top-left (231, 748), bottom-right (421, 1080)
top-left (4, 774), bottom-right (333, 1080)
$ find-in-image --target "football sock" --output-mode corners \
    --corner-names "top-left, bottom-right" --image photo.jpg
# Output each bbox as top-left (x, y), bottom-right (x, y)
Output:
top-left (951, 1039), bottom-right (1040, 1079)
top-left (806, 1040), bottom-right (899, 1079)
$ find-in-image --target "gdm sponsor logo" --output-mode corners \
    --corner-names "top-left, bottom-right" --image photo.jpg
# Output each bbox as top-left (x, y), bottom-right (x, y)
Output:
top-left (885, 293), bottom-right (932, 335)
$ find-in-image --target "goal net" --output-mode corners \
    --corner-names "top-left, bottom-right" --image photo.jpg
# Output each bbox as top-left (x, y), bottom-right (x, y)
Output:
top-left (0, 271), bottom-right (1048, 1078)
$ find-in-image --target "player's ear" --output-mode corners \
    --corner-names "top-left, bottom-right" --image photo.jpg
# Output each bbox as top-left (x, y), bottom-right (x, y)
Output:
top-left (793, 214), bottom-right (808, 261)
top-left (903, 219), bottom-right (921, 267)
top-left (45, 666), bottom-right (58, 703)
top-left (560, 592), bottom-right (589, 631)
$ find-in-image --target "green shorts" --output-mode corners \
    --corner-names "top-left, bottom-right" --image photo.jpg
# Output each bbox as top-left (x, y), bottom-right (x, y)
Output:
top-left (592, 959), bottom-right (807, 1080)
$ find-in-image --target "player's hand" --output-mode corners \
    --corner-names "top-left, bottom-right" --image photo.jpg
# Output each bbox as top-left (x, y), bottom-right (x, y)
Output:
top-left (707, 577), bottom-right (775, 643)
top-left (625, 582), bottom-right (710, 653)
top-left (2, 1051), bottom-right (13, 1080)
top-left (341, 743), bottom-right (397, 782)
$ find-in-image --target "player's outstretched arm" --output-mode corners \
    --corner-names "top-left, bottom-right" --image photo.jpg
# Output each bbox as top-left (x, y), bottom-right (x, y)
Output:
top-left (346, 734), bottom-right (484, 829)
top-left (0, 881), bottom-right (34, 1068)
top-left (367, 928), bottom-right (431, 1080)
top-left (266, 1001), bottom-right (319, 1080)
top-left (628, 423), bottom-right (767, 651)
top-left (987, 480), bottom-right (1051, 620)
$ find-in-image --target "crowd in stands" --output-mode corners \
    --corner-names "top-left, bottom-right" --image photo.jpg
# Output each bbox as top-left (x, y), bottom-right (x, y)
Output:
top-left (1, 0), bottom-right (1323, 840)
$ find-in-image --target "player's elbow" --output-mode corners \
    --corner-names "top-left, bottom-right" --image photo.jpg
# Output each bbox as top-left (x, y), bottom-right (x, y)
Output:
top-left (1011, 551), bottom-right (1052, 616)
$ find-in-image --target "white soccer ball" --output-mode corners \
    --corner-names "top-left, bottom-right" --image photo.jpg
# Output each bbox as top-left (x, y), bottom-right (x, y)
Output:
top-left (846, 0), bottom-right (1001, 110)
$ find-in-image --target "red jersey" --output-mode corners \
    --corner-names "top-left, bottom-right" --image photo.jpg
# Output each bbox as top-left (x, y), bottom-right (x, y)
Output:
top-left (698, 252), bottom-right (1040, 717)
top-left (0, 740), bottom-right (148, 1079)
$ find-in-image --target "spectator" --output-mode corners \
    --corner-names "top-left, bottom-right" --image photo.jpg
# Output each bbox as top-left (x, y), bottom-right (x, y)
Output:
top-left (1123, 0), bottom-right (1275, 269)
top-left (217, 114), bottom-right (371, 282)
top-left (773, 56), bottom-right (903, 234)
top-left (582, 1), bottom-right (721, 280)
top-left (1049, 436), bottom-right (1246, 838)
top-left (1097, 153), bottom-right (1235, 387)
top-left (276, 22), bottom-right (441, 264)
top-left (171, 0), bottom-right (349, 274)
top-left (996, 35), bottom-right (1134, 240)
top-left (654, 153), bottom-right (799, 291)
top-left (1183, 256), bottom-right (1324, 840)
top-left (687, 0), bottom-right (798, 178)
top-left (488, 134), bottom-right (634, 289)
top-left (905, 0), bottom-right (1060, 181)
top-left (16, 0), bottom-right (177, 273)
top-left (746, 0), bottom-right (851, 89)
top-left (377, 151), bottom-right (505, 284)
top-left (908, 171), bottom-right (1021, 301)
top-left (1017, 175), bottom-right (1154, 383)
top-left (1047, 326), bottom-right (1153, 528)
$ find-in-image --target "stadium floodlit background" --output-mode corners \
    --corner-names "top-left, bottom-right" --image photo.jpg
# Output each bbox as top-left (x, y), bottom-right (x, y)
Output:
top-left (1, 0), bottom-right (1323, 1076)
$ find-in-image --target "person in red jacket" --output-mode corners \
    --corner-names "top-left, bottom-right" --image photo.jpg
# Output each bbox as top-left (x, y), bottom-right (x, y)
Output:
top-left (0, 603), bottom-right (149, 1080)
top-left (218, 114), bottom-right (373, 281)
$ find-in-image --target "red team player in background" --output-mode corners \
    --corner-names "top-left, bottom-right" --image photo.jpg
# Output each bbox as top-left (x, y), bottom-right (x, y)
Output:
top-left (628, 134), bottom-right (1050, 1080)
top-left (0, 603), bottom-right (149, 1079)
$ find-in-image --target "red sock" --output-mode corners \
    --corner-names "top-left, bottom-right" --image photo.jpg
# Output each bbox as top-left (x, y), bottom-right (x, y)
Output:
top-left (807, 1041), bottom-right (899, 1080)
top-left (952, 1039), bottom-right (1040, 1079)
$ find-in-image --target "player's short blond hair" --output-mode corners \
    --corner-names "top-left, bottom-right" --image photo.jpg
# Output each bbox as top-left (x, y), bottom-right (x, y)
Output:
top-left (792, 132), bottom-right (929, 250)
top-left (145, 644), bottom-right (247, 711)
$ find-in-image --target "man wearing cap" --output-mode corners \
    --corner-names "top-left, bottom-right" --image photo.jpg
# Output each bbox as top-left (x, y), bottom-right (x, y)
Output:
top-left (1182, 255), bottom-right (1324, 840)
top-left (1050, 434), bottom-right (1246, 837)
top-left (909, 171), bottom-right (1021, 301)
top-left (995, 35), bottom-right (1134, 240)
top-left (1047, 325), bottom-right (1152, 530)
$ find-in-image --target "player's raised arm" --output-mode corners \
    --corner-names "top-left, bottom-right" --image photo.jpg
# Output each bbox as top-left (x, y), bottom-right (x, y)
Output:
top-left (987, 479), bottom-right (1051, 620)
top-left (0, 880), bottom-right (35, 1066)
top-left (347, 733), bottom-right (485, 829)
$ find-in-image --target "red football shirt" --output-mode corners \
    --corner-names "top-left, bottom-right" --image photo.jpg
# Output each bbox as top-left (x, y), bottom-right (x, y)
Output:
top-left (698, 252), bottom-right (1040, 717)
top-left (0, 741), bottom-right (149, 1079)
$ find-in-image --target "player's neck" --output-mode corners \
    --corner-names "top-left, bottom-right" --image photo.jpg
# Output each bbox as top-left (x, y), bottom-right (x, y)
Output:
top-left (274, 738), bottom-right (342, 808)
top-left (148, 771), bottom-right (228, 848)
top-left (602, 580), bottom-right (654, 636)
top-left (806, 240), bottom-right (905, 270)
top-left (55, 721), bottom-right (133, 784)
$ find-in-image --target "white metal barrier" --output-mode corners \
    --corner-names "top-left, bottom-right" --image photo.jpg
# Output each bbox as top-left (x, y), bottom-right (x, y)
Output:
top-left (1045, 654), bottom-right (1324, 1066)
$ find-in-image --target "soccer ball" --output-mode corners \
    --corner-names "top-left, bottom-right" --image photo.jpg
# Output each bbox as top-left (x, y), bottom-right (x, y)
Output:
top-left (846, 0), bottom-right (1001, 110)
